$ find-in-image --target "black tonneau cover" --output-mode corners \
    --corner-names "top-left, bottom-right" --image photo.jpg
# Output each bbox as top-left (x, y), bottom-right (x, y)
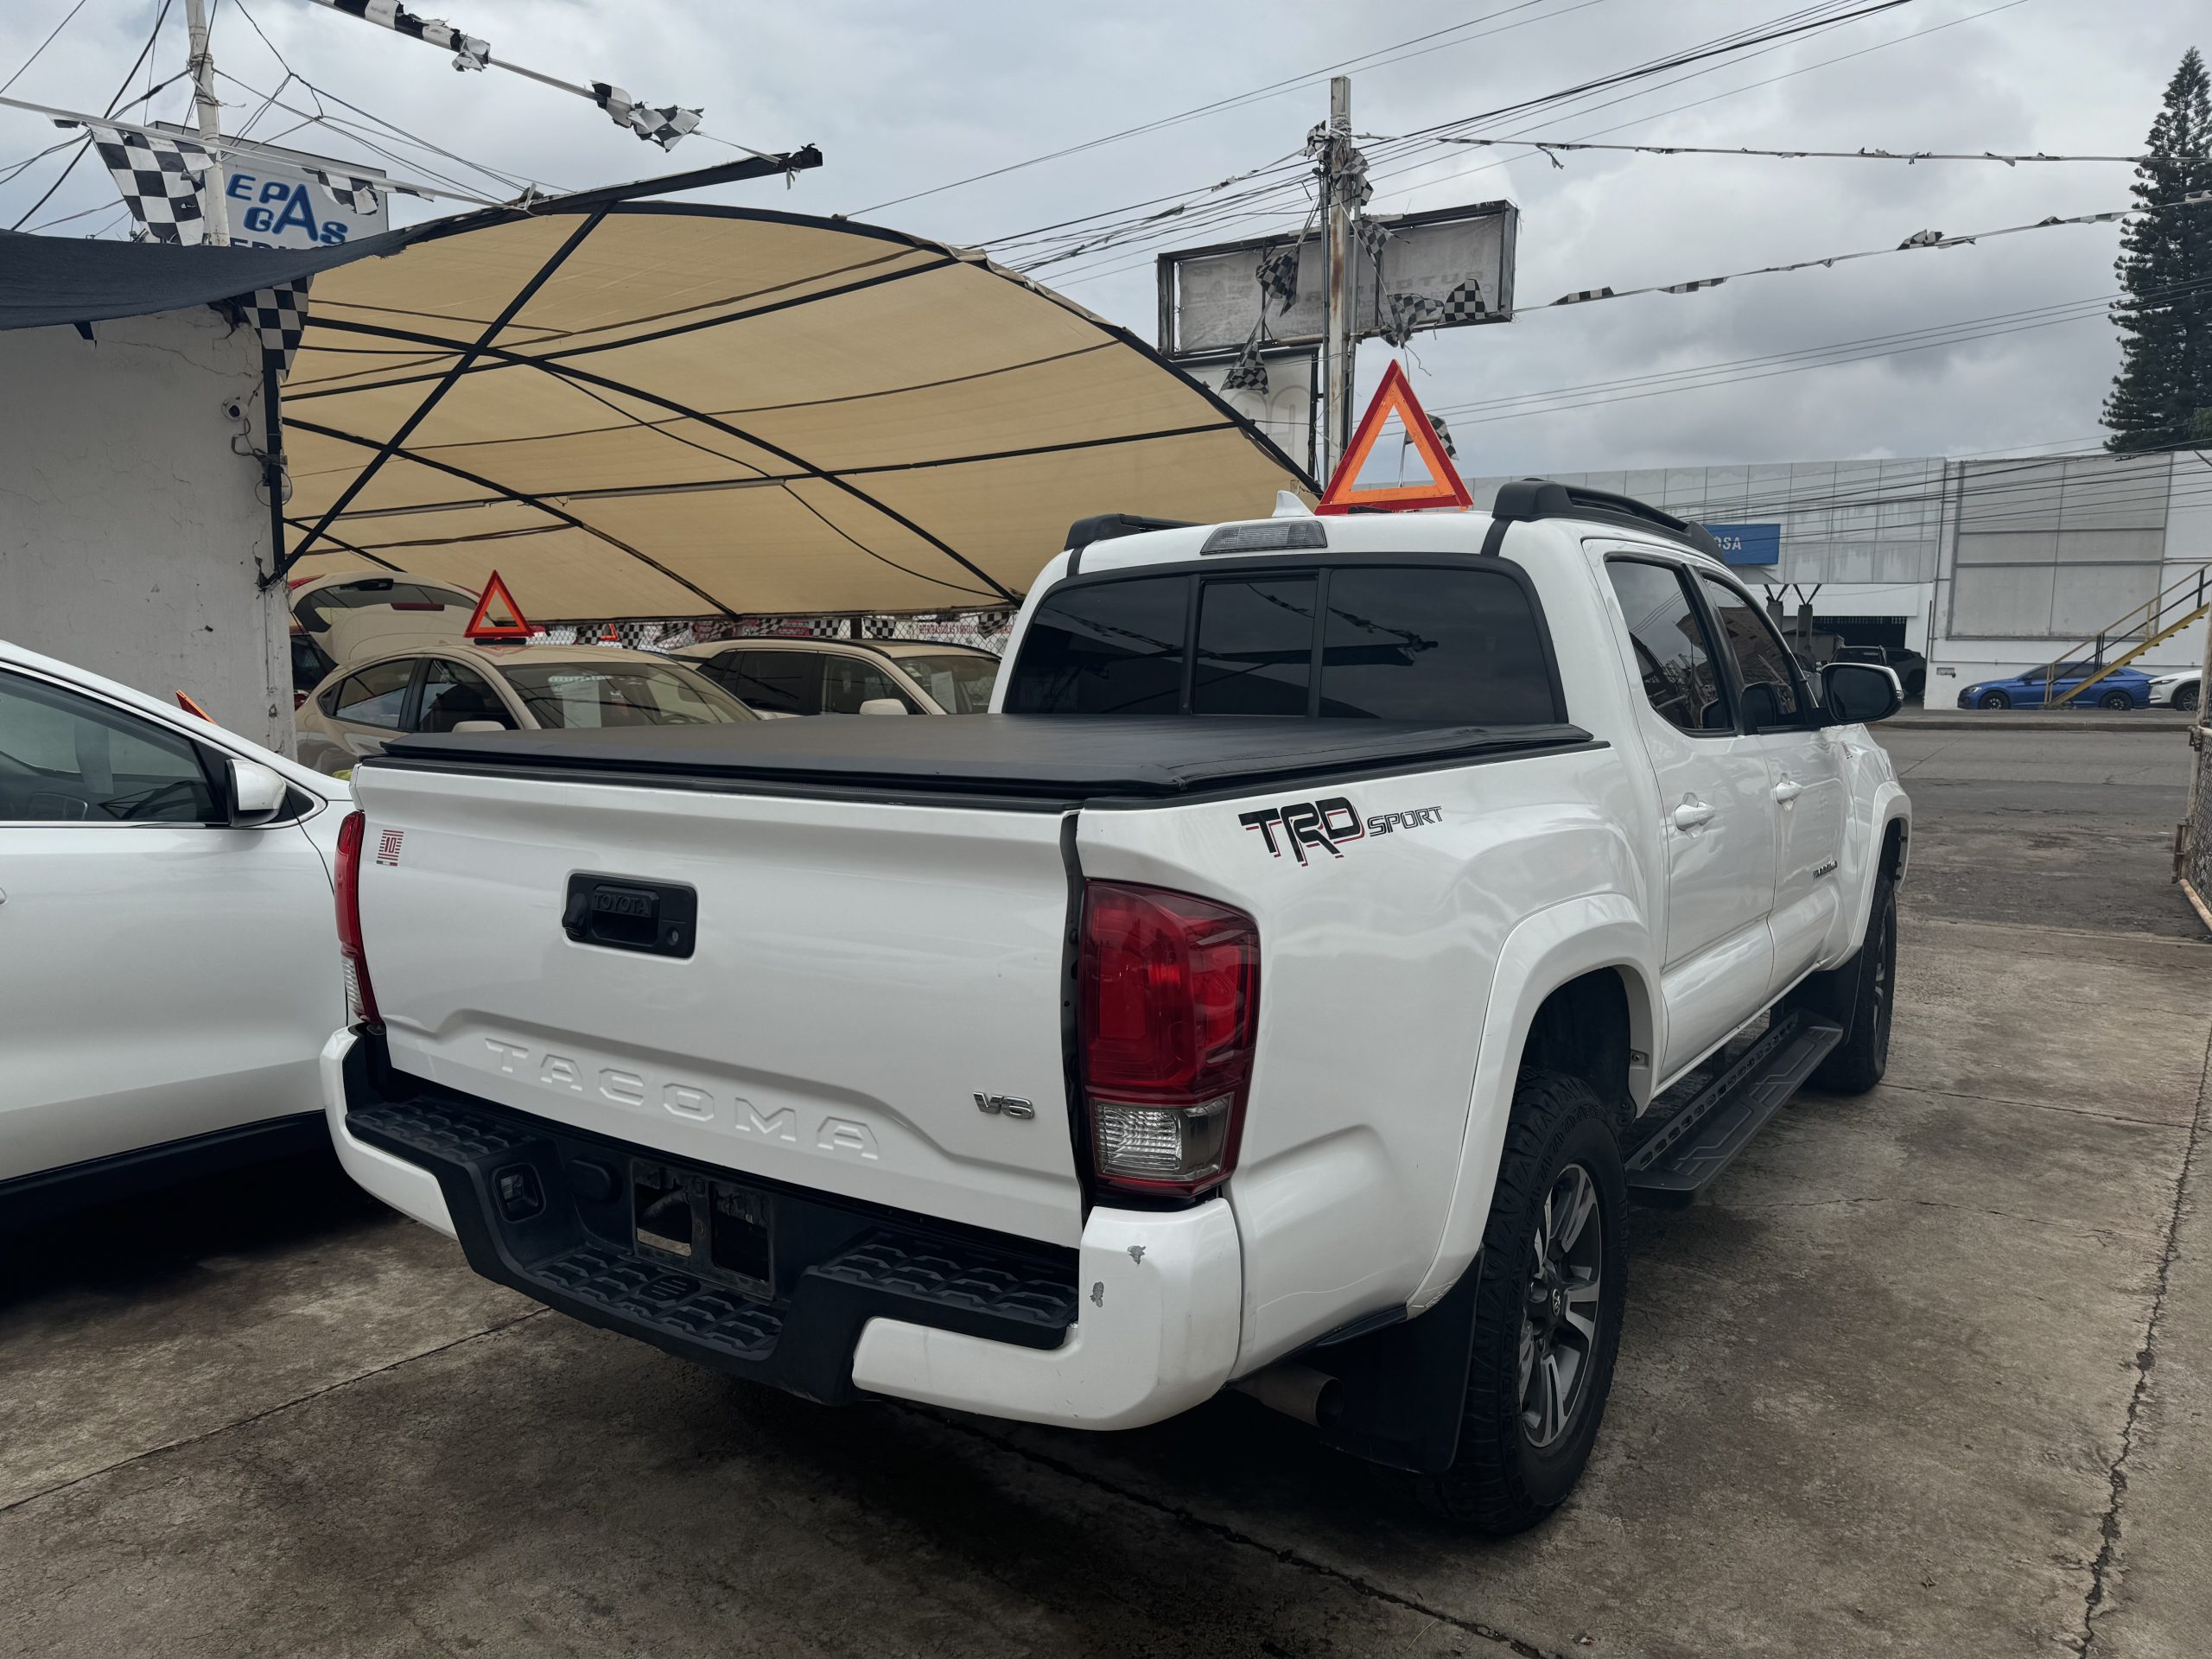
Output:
top-left (376, 715), bottom-right (1596, 804)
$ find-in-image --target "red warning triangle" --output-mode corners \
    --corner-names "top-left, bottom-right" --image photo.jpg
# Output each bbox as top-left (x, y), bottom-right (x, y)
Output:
top-left (462, 570), bottom-right (532, 642)
top-left (1316, 360), bottom-right (1472, 515)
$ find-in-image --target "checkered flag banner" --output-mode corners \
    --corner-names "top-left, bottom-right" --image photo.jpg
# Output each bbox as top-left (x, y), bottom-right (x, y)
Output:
top-left (245, 280), bottom-right (312, 377)
top-left (1435, 279), bottom-right (1489, 325)
top-left (1221, 328), bottom-right (1269, 394)
top-left (1378, 291), bottom-right (1440, 347)
top-left (1427, 414), bottom-right (1457, 461)
top-left (1255, 242), bottom-right (1300, 315)
top-left (592, 83), bottom-right (703, 150)
top-left (327, 1), bottom-right (489, 71)
top-left (308, 169), bottom-right (425, 215)
top-left (85, 124), bottom-right (210, 245)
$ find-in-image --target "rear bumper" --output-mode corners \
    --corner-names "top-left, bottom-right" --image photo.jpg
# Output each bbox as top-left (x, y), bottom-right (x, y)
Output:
top-left (321, 1031), bottom-right (1240, 1429)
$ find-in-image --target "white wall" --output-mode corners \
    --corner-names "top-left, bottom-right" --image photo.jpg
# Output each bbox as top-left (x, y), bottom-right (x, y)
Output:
top-left (0, 308), bottom-right (290, 752)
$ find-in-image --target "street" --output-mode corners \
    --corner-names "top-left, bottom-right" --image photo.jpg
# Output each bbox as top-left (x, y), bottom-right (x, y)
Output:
top-left (3, 721), bottom-right (2207, 1658)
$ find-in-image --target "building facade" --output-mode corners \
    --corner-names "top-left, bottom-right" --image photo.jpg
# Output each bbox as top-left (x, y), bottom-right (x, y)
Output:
top-left (1468, 452), bottom-right (2212, 696)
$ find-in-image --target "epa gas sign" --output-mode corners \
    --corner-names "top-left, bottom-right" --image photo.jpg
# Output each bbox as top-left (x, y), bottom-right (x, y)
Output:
top-left (220, 160), bottom-right (386, 249)
top-left (155, 125), bottom-right (391, 250)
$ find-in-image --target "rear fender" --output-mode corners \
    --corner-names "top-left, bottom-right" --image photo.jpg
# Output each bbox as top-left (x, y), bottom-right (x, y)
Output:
top-left (1407, 893), bottom-right (1658, 1313)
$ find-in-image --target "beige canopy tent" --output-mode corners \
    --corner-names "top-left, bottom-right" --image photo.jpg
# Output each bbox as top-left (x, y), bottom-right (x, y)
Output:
top-left (276, 176), bottom-right (1314, 620)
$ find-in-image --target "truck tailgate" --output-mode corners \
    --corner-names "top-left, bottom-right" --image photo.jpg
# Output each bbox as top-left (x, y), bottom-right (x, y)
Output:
top-left (350, 762), bottom-right (1081, 1248)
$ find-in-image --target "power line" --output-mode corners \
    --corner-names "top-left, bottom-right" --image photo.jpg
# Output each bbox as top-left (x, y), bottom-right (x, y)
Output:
top-left (855, 0), bottom-right (1601, 219)
top-left (5, 0), bottom-right (176, 232)
top-left (990, 0), bottom-right (1901, 274)
top-left (0, 0), bottom-right (89, 97)
top-left (1365, 136), bottom-right (2146, 166)
top-left (1044, 0), bottom-right (2021, 288)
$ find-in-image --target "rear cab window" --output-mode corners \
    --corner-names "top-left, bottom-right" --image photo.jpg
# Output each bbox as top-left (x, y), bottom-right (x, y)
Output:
top-left (1004, 560), bottom-right (1563, 725)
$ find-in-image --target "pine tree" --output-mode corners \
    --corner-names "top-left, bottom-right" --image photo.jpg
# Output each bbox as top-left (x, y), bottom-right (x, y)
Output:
top-left (2103, 48), bottom-right (2212, 453)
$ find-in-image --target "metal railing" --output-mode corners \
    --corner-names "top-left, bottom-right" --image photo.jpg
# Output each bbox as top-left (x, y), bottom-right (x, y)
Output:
top-left (2043, 565), bottom-right (2212, 707)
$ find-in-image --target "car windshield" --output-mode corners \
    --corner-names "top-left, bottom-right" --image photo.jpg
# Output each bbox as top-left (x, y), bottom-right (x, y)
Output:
top-left (497, 661), bottom-right (754, 728)
top-left (895, 652), bottom-right (1000, 714)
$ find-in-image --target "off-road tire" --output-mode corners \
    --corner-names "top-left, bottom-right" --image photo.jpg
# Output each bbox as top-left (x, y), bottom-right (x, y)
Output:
top-left (1800, 869), bottom-right (1896, 1096)
top-left (1422, 1069), bottom-right (1627, 1535)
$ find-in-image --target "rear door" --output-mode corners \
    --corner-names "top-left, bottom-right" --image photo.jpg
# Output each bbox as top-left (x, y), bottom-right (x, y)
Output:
top-left (821, 652), bottom-right (920, 714)
top-left (1601, 556), bottom-right (1778, 1076)
top-left (0, 668), bottom-right (336, 1180)
top-left (316, 658), bottom-right (418, 761)
top-left (1694, 575), bottom-right (1848, 996)
top-left (721, 649), bottom-right (823, 716)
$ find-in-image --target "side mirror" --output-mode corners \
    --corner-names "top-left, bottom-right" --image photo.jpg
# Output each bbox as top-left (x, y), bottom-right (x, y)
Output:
top-left (450, 719), bottom-right (507, 734)
top-left (1821, 661), bottom-right (1903, 726)
top-left (857, 698), bottom-right (910, 716)
top-left (227, 757), bottom-right (288, 826)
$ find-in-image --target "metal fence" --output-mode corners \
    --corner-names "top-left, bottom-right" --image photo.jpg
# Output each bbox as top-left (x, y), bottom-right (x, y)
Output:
top-left (2175, 615), bottom-right (2212, 935)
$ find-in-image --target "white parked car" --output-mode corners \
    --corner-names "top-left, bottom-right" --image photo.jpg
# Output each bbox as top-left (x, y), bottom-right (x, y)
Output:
top-left (2146, 667), bottom-right (2202, 711)
top-left (296, 638), bottom-right (755, 776)
top-left (0, 640), bottom-right (350, 1224)
top-left (669, 638), bottom-right (1001, 715)
top-left (321, 483), bottom-right (1910, 1533)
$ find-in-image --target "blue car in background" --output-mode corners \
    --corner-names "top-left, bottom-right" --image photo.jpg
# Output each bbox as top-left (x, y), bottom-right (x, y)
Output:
top-left (1957, 660), bottom-right (2154, 710)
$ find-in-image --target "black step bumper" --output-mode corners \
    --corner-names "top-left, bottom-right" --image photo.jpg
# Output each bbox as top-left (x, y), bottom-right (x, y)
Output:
top-left (338, 1039), bottom-right (1078, 1403)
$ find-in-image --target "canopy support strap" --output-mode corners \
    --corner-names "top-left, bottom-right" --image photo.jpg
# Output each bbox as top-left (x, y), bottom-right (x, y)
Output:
top-left (284, 416), bottom-right (747, 617)
top-left (305, 315), bottom-right (1023, 603)
top-left (275, 211), bottom-right (609, 581)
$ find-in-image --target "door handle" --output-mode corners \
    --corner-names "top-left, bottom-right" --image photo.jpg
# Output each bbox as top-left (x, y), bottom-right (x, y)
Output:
top-left (1673, 798), bottom-right (1716, 830)
top-left (1772, 778), bottom-right (1803, 804)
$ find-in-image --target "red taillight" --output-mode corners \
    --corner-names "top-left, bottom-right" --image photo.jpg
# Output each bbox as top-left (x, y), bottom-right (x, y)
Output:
top-left (1078, 881), bottom-right (1259, 1199)
top-left (334, 810), bottom-right (382, 1030)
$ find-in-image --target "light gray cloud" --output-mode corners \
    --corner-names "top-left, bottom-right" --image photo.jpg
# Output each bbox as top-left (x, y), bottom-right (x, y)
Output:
top-left (1, 0), bottom-right (2198, 475)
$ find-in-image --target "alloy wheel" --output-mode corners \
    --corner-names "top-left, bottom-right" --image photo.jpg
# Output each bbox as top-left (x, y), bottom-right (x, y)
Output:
top-left (1519, 1163), bottom-right (1605, 1449)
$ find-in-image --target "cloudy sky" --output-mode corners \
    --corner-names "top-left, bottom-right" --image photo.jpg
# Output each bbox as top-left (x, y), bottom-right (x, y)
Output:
top-left (0, 0), bottom-right (2201, 477)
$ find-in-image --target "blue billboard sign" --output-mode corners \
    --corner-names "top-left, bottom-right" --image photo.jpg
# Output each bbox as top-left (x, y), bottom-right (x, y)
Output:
top-left (1704, 522), bottom-right (1781, 567)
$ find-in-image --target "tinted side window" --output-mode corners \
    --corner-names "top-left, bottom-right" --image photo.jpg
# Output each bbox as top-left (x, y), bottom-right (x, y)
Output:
top-left (329, 659), bottom-right (415, 730)
top-left (1319, 568), bottom-right (1558, 722)
top-left (1004, 576), bottom-right (1188, 715)
top-left (1606, 561), bottom-right (1729, 733)
top-left (725, 651), bottom-right (821, 715)
top-left (0, 670), bottom-right (218, 823)
top-left (822, 655), bottom-right (918, 715)
top-left (415, 660), bottom-right (515, 733)
top-left (1698, 576), bottom-right (1803, 724)
top-left (1192, 577), bottom-right (1315, 715)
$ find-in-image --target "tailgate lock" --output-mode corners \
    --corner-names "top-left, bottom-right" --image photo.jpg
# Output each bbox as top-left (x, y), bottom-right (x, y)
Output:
top-left (563, 874), bottom-right (698, 958)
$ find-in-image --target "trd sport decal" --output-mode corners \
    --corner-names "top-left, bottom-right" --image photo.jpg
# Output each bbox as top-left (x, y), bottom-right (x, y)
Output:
top-left (1239, 797), bottom-right (1443, 865)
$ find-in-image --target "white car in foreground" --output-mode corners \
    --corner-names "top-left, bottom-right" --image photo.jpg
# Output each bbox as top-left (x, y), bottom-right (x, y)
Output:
top-left (0, 641), bottom-right (349, 1225)
top-left (2146, 667), bottom-right (2202, 712)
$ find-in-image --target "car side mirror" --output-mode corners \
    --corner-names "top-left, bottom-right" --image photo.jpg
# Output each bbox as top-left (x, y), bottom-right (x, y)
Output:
top-left (1821, 661), bottom-right (1903, 726)
top-left (450, 719), bottom-right (507, 734)
top-left (227, 757), bottom-right (287, 826)
top-left (857, 698), bottom-right (909, 716)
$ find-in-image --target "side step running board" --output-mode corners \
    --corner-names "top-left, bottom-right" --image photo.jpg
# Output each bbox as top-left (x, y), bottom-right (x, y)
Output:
top-left (1624, 1012), bottom-right (1844, 1205)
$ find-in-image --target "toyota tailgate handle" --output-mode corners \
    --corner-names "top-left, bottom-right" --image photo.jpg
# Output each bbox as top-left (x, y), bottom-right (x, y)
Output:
top-left (563, 874), bottom-right (697, 958)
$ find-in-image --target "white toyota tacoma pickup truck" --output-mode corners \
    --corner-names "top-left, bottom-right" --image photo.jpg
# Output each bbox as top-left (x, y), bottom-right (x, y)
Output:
top-left (321, 481), bottom-right (1910, 1533)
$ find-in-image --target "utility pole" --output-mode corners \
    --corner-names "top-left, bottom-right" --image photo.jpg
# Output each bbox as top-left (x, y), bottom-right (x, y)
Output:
top-left (1319, 75), bottom-right (1356, 483)
top-left (182, 0), bottom-right (230, 245)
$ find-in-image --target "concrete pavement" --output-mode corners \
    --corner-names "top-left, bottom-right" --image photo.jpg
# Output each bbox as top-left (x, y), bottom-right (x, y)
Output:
top-left (2, 725), bottom-right (2207, 1657)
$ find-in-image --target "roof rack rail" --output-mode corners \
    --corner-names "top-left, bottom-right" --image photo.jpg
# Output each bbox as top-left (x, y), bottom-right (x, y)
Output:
top-left (1490, 479), bottom-right (1723, 559)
